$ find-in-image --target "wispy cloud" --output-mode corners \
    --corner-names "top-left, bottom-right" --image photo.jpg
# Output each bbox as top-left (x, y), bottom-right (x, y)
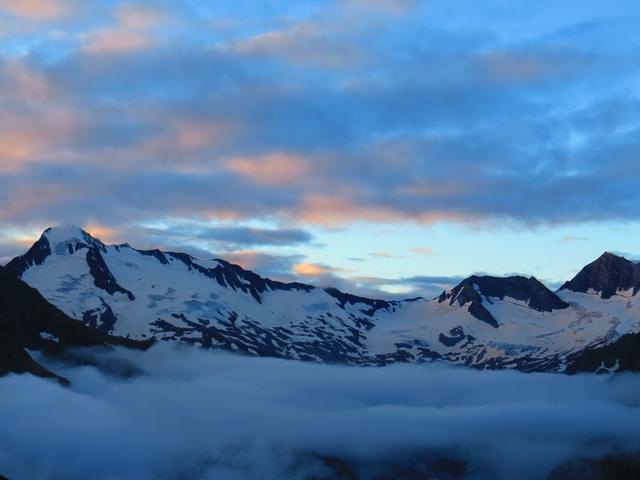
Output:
top-left (225, 152), bottom-right (312, 186)
top-left (293, 262), bottom-right (344, 277)
top-left (410, 247), bottom-right (436, 255)
top-left (557, 235), bottom-right (588, 244)
top-left (0, 0), bottom-right (72, 20)
top-left (81, 4), bottom-right (168, 53)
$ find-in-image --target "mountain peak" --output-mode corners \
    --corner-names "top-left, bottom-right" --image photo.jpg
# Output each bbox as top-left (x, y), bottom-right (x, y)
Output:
top-left (560, 252), bottom-right (640, 299)
top-left (42, 225), bottom-right (97, 245)
top-left (5, 226), bottom-right (107, 279)
top-left (442, 274), bottom-right (569, 328)
top-left (598, 251), bottom-right (630, 262)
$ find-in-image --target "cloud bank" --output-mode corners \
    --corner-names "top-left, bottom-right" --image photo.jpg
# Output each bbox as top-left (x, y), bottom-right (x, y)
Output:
top-left (0, 344), bottom-right (639, 479)
top-left (2, 0), bottom-right (640, 231)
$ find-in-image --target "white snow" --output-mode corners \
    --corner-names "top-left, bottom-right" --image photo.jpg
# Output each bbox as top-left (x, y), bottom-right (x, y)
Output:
top-left (16, 226), bottom-right (640, 369)
top-left (39, 332), bottom-right (59, 342)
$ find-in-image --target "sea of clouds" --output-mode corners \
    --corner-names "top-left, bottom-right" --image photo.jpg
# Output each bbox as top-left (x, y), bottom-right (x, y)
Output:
top-left (0, 344), bottom-right (639, 480)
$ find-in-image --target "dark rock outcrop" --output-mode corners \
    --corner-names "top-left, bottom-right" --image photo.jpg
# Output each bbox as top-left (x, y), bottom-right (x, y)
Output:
top-left (566, 332), bottom-right (640, 373)
top-left (560, 252), bottom-right (640, 299)
top-left (0, 265), bottom-right (151, 383)
top-left (548, 453), bottom-right (640, 480)
top-left (441, 275), bottom-right (569, 327)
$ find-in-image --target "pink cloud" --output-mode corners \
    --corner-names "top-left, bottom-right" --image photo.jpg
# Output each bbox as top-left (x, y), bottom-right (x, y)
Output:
top-left (226, 21), bottom-right (366, 68)
top-left (0, 0), bottom-right (71, 20)
top-left (293, 262), bottom-right (344, 277)
top-left (225, 152), bottom-right (311, 186)
top-left (82, 4), bottom-right (167, 53)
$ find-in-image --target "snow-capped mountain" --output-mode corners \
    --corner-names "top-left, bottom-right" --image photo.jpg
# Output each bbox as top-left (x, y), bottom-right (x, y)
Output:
top-left (0, 263), bottom-right (148, 383)
top-left (6, 227), bottom-right (640, 371)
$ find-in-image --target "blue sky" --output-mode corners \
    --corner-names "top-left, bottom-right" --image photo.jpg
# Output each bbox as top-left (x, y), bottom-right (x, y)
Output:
top-left (1, 0), bottom-right (640, 298)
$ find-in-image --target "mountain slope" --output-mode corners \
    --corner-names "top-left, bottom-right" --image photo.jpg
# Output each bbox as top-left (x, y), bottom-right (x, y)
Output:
top-left (560, 252), bottom-right (640, 299)
top-left (0, 264), bottom-right (149, 383)
top-left (7, 227), bottom-right (640, 372)
top-left (566, 332), bottom-right (640, 373)
top-left (439, 275), bottom-right (569, 328)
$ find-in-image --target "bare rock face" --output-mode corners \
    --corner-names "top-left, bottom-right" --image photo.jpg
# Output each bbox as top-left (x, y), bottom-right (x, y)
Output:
top-left (560, 252), bottom-right (640, 299)
top-left (441, 275), bottom-right (569, 327)
top-left (566, 332), bottom-right (640, 373)
top-left (0, 265), bottom-right (149, 383)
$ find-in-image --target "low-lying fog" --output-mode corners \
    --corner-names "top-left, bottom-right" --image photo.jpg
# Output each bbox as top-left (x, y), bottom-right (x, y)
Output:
top-left (1, 344), bottom-right (639, 480)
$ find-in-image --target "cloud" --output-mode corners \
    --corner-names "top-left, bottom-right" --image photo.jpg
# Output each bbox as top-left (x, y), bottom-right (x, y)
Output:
top-left (225, 152), bottom-right (312, 187)
top-left (220, 250), bottom-right (305, 278)
top-left (557, 235), bottom-right (588, 244)
top-left (369, 251), bottom-right (403, 258)
top-left (410, 247), bottom-right (436, 255)
top-left (2, 1), bottom-right (640, 245)
top-left (0, 0), bottom-right (71, 20)
top-left (0, 344), bottom-right (638, 479)
top-left (293, 262), bottom-right (343, 277)
top-left (82, 4), bottom-right (168, 53)
top-left (0, 232), bottom-right (33, 265)
top-left (351, 274), bottom-right (464, 299)
top-left (138, 224), bottom-right (315, 248)
top-left (227, 20), bottom-right (367, 68)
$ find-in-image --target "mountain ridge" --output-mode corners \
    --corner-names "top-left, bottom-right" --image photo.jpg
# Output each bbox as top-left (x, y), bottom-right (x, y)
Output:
top-left (5, 226), bottom-right (640, 372)
top-left (560, 251), bottom-right (640, 299)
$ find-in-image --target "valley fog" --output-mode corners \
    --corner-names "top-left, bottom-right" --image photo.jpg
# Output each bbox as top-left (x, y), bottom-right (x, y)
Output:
top-left (0, 344), bottom-right (639, 480)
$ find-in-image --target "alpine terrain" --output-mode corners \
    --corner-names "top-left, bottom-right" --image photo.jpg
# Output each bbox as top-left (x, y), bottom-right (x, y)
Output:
top-left (5, 226), bottom-right (640, 373)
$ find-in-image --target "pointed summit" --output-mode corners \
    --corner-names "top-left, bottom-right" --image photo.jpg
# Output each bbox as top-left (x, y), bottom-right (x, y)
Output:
top-left (42, 225), bottom-right (106, 250)
top-left (43, 225), bottom-right (92, 244)
top-left (560, 252), bottom-right (640, 299)
top-left (5, 226), bottom-right (105, 277)
top-left (442, 275), bottom-right (569, 327)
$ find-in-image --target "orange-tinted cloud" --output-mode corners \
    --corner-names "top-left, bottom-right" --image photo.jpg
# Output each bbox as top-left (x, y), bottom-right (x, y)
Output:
top-left (227, 22), bottom-right (365, 68)
top-left (83, 30), bottom-right (152, 53)
top-left (226, 153), bottom-right (311, 186)
top-left (296, 195), bottom-right (403, 226)
top-left (214, 250), bottom-right (258, 270)
top-left (0, 184), bottom-right (73, 221)
top-left (0, 61), bottom-right (82, 172)
top-left (410, 247), bottom-right (436, 255)
top-left (82, 4), bottom-right (167, 53)
top-left (0, 0), bottom-right (71, 20)
top-left (370, 251), bottom-right (402, 258)
top-left (293, 262), bottom-right (342, 277)
top-left (295, 194), bottom-right (480, 226)
top-left (82, 224), bottom-right (122, 244)
top-left (0, 109), bottom-right (80, 172)
top-left (169, 118), bottom-right (240, 152)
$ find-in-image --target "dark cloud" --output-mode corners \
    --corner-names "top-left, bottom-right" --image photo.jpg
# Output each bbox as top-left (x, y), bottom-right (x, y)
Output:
top-left (141, 225), bottom-right (314, 248)
top-left (0, 344), bottom-right (638, 479)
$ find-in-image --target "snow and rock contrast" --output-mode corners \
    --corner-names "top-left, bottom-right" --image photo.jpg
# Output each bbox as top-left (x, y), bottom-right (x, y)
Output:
top-left (6, 227), bottom-right (640, 371)
top-left (0, 262), bottom-right (148, 383)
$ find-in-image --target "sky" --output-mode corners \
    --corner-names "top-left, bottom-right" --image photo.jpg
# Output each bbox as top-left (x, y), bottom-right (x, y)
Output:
top-left (1, 0), bottom-right (640, 298)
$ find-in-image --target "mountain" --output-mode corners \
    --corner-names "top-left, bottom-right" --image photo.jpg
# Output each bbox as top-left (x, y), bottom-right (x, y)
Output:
top-left (439, 275), bottom-right (569, 328)
top-left (6, 226), bottom-right (640, 372)
top-left (566, 332), bottom-right (640, 373)
top-left (0, 263), bottom-right (150, 383)
top-left (560, 252), bottom-right (640, 299)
